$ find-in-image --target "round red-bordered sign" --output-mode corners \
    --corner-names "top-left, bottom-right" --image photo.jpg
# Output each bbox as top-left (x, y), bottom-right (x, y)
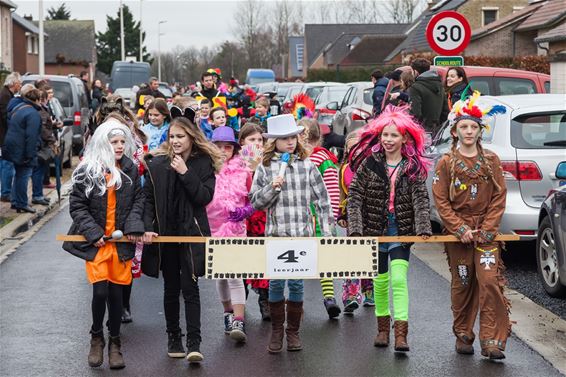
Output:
top-left (426, 11), bottom-right (471, 55)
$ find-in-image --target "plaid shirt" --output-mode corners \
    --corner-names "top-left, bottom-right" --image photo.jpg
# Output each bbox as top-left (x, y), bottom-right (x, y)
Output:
top-left (250, 155), bottom-right (333, 237)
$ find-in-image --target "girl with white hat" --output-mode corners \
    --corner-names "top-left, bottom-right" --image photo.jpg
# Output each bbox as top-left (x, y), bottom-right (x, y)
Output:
top-left (249, 114), bottom-right (333, 354)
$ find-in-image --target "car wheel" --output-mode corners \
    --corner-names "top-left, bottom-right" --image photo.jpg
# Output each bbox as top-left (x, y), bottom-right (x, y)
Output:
top-left (536, 216), bottom-right (566, 298)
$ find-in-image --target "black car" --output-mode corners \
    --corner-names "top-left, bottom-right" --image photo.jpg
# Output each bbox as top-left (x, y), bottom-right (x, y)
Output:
top-left (536, 161), bottom-right (566, 298)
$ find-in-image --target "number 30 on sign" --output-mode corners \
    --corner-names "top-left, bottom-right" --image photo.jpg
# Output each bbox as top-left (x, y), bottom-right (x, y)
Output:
top-left (426, 11), bottom-right (471, 56)
top-left (266, 240), bottom-right (318, 279)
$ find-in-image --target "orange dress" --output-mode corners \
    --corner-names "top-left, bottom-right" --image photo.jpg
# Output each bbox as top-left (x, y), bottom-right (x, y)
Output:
top-left (85, 181), bottom-right (132, 285)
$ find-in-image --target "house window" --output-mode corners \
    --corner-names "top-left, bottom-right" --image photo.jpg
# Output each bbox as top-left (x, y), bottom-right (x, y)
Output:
top-left (27, 35), bottom-right (33, 54)
top-left (482, 7), bottom-right (498, 26)
top-left (296, 44), bottom-right (304, 71)
top-left (513, 6), bottom-right (524, 13)
top-left (33, 37), bottom-right (39, 54)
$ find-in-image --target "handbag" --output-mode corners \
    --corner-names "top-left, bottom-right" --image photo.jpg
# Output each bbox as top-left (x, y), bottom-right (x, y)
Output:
top-left (37, 145), bottom-right (55, 162)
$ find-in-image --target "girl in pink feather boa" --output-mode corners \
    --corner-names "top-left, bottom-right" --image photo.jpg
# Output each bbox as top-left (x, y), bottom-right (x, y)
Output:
top-left (206, 126), bottom-right (253, 344)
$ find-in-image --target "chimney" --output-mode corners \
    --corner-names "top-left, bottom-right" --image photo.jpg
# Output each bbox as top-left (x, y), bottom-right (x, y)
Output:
top-left (24, 14), bottom-right (33, 21)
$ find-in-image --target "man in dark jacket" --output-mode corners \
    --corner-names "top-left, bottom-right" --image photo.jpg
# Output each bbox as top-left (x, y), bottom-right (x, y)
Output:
top-left (3, 84), bottom-right (42, 213)
top-left (408, 58), bottom-right (449, 136)
top-left (80, 71), bottom-right (92, 109)
top-left (135, 77), bottom-right (165, 111)
top-left (371, 70), bottom-right (389, 116)
top-left (192, 71), bottom-right (225, 104)
top-left (0, 72), bottom-right (21, 202)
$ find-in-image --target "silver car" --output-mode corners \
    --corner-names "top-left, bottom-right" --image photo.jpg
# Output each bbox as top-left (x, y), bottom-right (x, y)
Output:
top-left (328, 82), bottom-right (374, 136)
top-left (427, 94), bottom-right (566, 241)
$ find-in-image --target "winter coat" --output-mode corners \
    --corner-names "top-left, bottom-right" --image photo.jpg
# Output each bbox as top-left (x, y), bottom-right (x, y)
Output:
top-left (141, 153), bottom-right (216, 278)
top-left (62, 156), bottom-right (145, 261)
top-left (250, 154), bottom-right (333, 237)
top-left (206, 155), bottom-right (251, 237)
top-left (92, 86), bottom-right (104, 110)
top-left (372, 77), bottom-right (389, 115)
top-left (134, 86), bottom-right (165, 110)
top-left (38, 104), bottom-right (57, 149)
top-left (0, 85), bottom-right (15, 145)
top-left (347, 152), bottom-right (432, 246)
top-left (408, 70), bottom-right (449, 136)
top-left (2, 97), bottom-right (42, 166)
top-left (141, 121), bottom-right (170, 151)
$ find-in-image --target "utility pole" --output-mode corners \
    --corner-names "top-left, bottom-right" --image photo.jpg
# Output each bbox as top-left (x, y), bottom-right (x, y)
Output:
top-left (157, 20), bottom-right (166, 82)
top-left (139, 0), bottom-right (143, 62)
top-left (38, 0), bottom-right (44, 74)
top-left (120, 0), bottom-right (125, 61)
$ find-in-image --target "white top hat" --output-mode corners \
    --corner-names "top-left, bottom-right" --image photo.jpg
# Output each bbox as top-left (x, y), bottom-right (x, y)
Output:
top-left (263, 114), bottom-right (304, 138)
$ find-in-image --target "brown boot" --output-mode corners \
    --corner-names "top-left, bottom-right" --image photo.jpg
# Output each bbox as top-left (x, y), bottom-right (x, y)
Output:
top-left (373, 316), bottom-right (390, 347)
top-left (88, 330), bottom-right (105, 367)
top-left (456, 338), bottom-right (474, 355)
top-left (108, 336), bottom-right (125, 369)
top-left (267, 300), bottom-right (285, 354)
top-left (481, 347), bottom-right (505, 360)
top-left (285, 300), bottom-right (303, 351)
top-left (393, 320), bottom-right (409, 352)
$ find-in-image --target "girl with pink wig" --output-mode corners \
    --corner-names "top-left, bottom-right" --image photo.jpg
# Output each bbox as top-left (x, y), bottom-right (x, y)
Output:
top-left (347, 105), bottom-right (432, 352)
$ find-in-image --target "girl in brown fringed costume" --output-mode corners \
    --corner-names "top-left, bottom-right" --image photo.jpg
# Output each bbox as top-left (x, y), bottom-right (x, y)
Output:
top-left (432, 92), bottom-right (511, 360)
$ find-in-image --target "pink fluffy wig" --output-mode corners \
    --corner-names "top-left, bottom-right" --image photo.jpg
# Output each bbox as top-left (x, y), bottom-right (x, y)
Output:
top-left (350, 104), bottom-right (431, 181)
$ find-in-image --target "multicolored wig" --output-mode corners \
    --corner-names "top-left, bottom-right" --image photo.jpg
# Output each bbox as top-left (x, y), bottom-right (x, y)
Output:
top-left (349, 104), bottom-right (431, 181)
top-left (72, 119), bottom-right (136, 198)
top-left (290, 93), bottom-right (315, 120)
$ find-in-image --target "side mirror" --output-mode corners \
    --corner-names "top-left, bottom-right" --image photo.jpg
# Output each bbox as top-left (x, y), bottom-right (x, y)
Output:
top-left (326, 101), bottom-right (339, 111)
top-left (556, 161), bottom-right (566, 179)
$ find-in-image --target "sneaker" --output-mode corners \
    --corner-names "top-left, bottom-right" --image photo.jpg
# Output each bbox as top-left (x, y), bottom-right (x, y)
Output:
top-left (363, 290), bottom-right (375, 307)
top-left (223, 312), bottom-right (234, 334)
top-left (167, 331), bottom-right (185, 358)
top-left (323, 297), bottom-right (341, 319)
top-left (343, 298), bottom-right (359, 315)
top-left (230, 319), bottom-right (247, 343)
top-left (121, 308), bottom-right (132, 323)
top-left (186, 339), bottom-right (203, 363)
top-left (32, 197), bottom-right (50, 206)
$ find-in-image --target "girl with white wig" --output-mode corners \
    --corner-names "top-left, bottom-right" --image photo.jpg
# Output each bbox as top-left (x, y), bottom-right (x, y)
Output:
top-left (62, 117), bottom-right (145, 370)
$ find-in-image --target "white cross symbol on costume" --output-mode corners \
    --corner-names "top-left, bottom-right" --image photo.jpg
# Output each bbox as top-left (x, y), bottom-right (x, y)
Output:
top-left (480, 251), bottom-right (496, 270)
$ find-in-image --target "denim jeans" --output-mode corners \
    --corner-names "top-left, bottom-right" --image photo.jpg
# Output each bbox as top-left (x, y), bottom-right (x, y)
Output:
top-left (0, 158), bottom-right (15, 198)
top-left (379, 213), bottom-right (402, 252)
top-left (11, 165), bottom-right (33, 208)
top-left (32, 160), bottom-right (47, 200)
top-left (269, 279), bottom-right (304, 303)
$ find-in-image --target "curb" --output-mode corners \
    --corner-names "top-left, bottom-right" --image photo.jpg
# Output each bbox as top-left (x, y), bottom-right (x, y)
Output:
top-left (412, 243), bottom-right (566, 375)
top-left (0, 181), bottom-right (72, 262)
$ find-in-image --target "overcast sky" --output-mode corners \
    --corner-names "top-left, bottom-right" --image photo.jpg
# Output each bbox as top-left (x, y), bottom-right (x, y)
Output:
top-left (14, 0), bottom-right (241, 52)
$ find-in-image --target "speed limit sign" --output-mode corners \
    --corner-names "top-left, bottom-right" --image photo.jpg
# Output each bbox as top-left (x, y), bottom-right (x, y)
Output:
top-left (426, 11), bottom-right (471, 55)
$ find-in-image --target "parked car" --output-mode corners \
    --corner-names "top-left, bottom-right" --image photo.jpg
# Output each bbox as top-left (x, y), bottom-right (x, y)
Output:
top-left (109, 61), bottom-right (151, 92)
top-left (22, 74), bottom-right (90, 155)
top-left (49, 97), bottom-right (73, 168)
top-left (246, 69), bottom-right (276, 86)
top-left (427, 94), bottom-right (566, 241)
top-left (113, 88), bottom-right (136, 109)
top-left (282, 82), bottom-right (344, 113)
top-left (314, 85), bottom-right (349, 132)
top-left (276, 82), bottom-right (301, 104)
top-left (537, 162), bottom-right (566, 298)
top-left (434, 66), bottom-right (550, 95)
top-left (158, 82), bottom-right (173, 98)
top-left (326, 81), bottom-right (374, 135)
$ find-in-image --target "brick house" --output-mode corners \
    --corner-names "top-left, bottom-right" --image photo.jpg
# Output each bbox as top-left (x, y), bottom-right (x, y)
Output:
top-left (535, 21), bottom-right (566, 93)
top-left (12, 14), bottom-right (46, 74)
top-left (0, 0), bottom-right (16, 71)
top-left (43, 20), bottom-right (97, 78)
top-left (384, 0), bottom-right (529, 63)
top-left (468, 0), bottom-right (566, 57)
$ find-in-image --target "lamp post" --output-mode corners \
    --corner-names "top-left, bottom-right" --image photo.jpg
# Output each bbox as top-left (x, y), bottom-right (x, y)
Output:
top-left (139, 0), bottom-right (143, 62)
top-left (38, 0), bottom-right (44, 74)
top-left (120, 0), bottom-right (125, 61)
top-left (157, 20), bottom-right (166, 82)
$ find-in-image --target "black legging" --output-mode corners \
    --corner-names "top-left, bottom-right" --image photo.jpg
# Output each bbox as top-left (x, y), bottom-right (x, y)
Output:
top-left (378, 246), bottom-right (410, 274)
top-left (92, 281), bottom-right (123, 337)
top-left (161, 245), bottom-right (201, 343)
top-left (122, 283), bottom-right (132, 311)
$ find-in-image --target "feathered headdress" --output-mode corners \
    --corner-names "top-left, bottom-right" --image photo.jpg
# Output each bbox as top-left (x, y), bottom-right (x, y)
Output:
top-left (449, 90), bottom-right (507, 129)
top-left (290, 93), bottom-right (315, 120)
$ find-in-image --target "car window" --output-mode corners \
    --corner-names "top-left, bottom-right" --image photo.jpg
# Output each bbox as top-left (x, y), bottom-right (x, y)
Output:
top-left (49, 98), bottom-right (65, 119)
top-left (50, 81), bottom-right (73, 107)
top-left (286, 87), bottom-right (301, 101)
top-left (544, 81), bottom-right (550, 93)
top-left (347, 88), bottom-right (358, 106)
top-left (496, 78), bottom-right (536, 95)
top-left (74, 81), bottom-right (88, 108)
top-left (341, 88), bottom-right (353, 108)
top-left (362, 88), bottom-right (373, 105)
top-left (469, 77), bottom-right (491, 95)
top-left (305, 86), bottom-right (324, 101)
top-left (511, 112), bottom-right (566, 149)
top-left (434, 121), bottom-right (452, 147)
top-left (328, 87), bottom-right (348, 103)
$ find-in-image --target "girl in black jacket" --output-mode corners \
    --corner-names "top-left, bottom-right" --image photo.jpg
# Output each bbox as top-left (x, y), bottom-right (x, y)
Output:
top-left (142, 117), bottom-right (222, 364)
top-left (63, 119), bottom-right (145, 370)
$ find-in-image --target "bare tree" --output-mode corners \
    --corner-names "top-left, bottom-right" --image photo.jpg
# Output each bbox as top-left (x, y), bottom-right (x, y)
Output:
top-left (235, 0), bottom-right (263, 67)
top-left (387, 0), bottom-right (425, 24)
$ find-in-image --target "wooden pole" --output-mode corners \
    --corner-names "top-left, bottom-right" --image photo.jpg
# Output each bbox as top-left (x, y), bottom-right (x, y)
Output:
top-left (56, 234), bottom-right (520, 243)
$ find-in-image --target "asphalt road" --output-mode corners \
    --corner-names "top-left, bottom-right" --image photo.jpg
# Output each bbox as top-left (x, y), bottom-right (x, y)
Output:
top-left (0, 210), bottom-right (562, 377)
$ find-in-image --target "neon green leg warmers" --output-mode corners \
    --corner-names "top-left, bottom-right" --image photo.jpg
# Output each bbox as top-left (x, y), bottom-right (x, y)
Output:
top-left (373, 272), bottom-right (390, 317)
top-left (390, 259), bottom-right (409, 321)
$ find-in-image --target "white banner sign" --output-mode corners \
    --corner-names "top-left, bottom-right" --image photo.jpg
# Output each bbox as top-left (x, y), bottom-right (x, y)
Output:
top-left (266, 239), bottom-right (318, 279)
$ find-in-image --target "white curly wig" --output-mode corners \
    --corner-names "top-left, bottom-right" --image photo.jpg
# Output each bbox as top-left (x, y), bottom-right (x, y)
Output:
top-left (72, 119), bottom-right (136, 197)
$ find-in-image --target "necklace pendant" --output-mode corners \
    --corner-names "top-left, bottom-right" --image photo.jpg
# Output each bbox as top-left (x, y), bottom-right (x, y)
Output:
top-left (454, 178), bottom-right (461, 188)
